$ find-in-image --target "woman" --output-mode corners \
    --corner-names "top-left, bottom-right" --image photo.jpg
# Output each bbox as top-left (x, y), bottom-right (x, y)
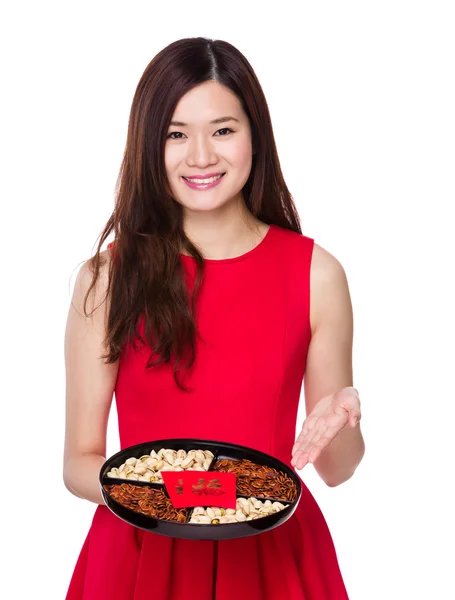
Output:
top-left (64, 37), bottom-right (365, 599)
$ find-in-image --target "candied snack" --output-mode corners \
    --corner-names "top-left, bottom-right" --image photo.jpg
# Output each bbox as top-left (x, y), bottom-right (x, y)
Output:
top-left (212, 458), bottom-right (297, 502)
top-left (104, 483), bottom-right (188, 523)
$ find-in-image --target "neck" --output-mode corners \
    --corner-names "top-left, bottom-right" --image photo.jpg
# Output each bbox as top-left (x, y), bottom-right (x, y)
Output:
top-left (181, 197), bottom-right (267, 260)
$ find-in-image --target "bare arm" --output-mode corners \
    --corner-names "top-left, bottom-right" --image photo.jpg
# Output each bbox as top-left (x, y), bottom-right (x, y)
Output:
top-left (63, 250), bottom-right (119, 505)
top-left (303, 243), bottom-right (365, 487)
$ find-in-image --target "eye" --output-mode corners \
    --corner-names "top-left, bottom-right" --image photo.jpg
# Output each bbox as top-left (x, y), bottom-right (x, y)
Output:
top-left (167, 131), bottom-right (185, 139)
top-left (214, 128), bottom-right (233, 136)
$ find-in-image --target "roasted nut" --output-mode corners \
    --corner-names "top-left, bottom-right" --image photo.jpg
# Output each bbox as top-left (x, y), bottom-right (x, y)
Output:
top-left (188, 496), bottom-right (287, 524)
top-left (106, 448), bottom-right (216, 482)
top-left (181, 456), bottom-right (194, 468)
top-left (164, 452), bottom-right (175, 465)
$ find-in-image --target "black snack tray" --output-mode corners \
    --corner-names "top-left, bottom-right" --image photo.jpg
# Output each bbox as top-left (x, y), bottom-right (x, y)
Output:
top-left (100, 438), bottom-right (301, 541)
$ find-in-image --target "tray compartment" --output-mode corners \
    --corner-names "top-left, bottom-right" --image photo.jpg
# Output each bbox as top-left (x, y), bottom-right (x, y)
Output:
top-left (101, 440), bottom-right (220, 488)
top-left (183, 495), bottom-right (294, 526)
top-left (102, 481), bottom-right (190, 524)
top-left (209, 454), bottom-right (298, 503)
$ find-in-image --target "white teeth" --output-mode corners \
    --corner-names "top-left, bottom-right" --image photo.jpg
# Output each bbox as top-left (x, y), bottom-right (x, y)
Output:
top-left (184, 174), bottom-right (223, 184)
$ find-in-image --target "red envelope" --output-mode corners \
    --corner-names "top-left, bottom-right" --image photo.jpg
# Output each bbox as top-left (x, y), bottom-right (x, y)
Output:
top-left (162, 471), bottom-right (237, 509)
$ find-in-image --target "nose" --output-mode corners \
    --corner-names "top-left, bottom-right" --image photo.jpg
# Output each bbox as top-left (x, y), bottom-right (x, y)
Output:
top-left (186, 135), bottom-right (218, 168)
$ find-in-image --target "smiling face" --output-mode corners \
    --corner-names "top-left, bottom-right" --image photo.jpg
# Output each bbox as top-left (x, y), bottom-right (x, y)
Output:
top-left (164, 81), bottom-right (254, 215)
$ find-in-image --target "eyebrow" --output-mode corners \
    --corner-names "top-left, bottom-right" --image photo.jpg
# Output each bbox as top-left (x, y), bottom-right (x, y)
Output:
top-left (169, 116), bottom-right (240, 127)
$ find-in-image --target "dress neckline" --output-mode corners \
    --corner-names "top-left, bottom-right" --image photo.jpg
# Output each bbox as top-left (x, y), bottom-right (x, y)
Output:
top-left (179, 224), bottom-right (274, 265)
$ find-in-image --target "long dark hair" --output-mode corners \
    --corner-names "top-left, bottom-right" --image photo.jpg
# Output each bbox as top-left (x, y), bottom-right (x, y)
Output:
top-left (84, 37), bottom-right (302, 391)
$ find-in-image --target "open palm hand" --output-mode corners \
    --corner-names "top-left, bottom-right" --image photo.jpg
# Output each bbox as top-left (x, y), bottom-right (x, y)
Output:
top-left (291, 387), bottom-right (361, 470)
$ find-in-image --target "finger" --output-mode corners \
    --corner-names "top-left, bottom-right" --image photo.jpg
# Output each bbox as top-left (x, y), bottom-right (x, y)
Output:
top-left (292, 416), bottom-right (318, 453)
top-left (349, 410), bottom-right (362, 427)
top-left (306, 430), bottom-right (336, 463)
top-left (292, 446), bottom-right (314, 469)
top-left (292, 419), bottom-right (326, 468)
top-left (293, 417), bottom-right (324, 457)
top-left (307, 446), bottom-right (323, 464)
top-left (291, 453), bottom-right (310, 470)
top-left (301, 426), bottom-right (330, 464)
top-left (294, 446), bottom-right (319, 467)
top-left (344, 386), bottom-right (360, 398)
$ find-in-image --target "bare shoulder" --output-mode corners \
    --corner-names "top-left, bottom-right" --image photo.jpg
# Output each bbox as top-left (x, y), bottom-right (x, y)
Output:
top-left (311, 242), bottom-right (347, 285)
top-left (310, 243), bottom-right (352, 331)
top-left (72, 249), bottom-right (112, 317)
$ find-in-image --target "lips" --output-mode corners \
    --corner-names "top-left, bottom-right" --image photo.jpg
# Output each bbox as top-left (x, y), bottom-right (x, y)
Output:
top-left (182, 172), bottom-right (226, 190)
top-left (183, 173), bottom-right (225, 183)
top-left (183, 172), bottom-right (225, 180)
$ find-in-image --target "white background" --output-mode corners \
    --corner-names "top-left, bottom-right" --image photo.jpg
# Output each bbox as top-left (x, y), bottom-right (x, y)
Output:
top-left (2, 1), bottom-right (454, 598)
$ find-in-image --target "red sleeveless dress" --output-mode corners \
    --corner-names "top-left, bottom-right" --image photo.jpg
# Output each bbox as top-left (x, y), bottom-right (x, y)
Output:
top-left (66, 224), bottom-right (349, 599)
